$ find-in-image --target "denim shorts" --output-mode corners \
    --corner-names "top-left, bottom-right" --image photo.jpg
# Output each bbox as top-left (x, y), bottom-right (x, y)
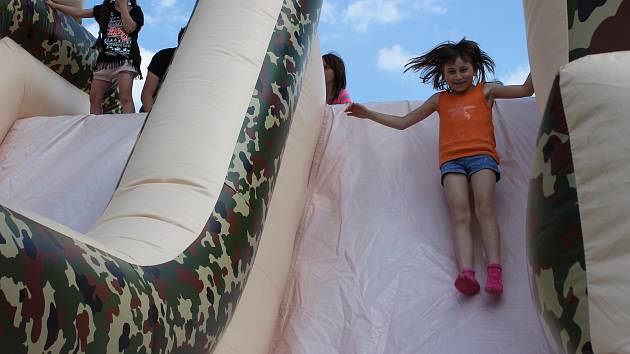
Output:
top-left (440, 154), bottom-right (500, 186)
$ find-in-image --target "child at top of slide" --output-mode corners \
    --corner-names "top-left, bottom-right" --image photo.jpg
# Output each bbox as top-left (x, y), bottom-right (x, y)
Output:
top-left (47, 0), bottom-right (144, 114)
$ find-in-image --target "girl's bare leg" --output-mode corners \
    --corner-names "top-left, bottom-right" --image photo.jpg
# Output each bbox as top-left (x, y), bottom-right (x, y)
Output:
top-left (443, 173), bottom-right (474, 270)
top-left (89, 79), bottom-right (109, 115)
top-left (470, 169), bottom-right (500, 264)
top-left (117, 72), bottom-right (136, 114)
top-left (470, 169), bottom-right (503, 295)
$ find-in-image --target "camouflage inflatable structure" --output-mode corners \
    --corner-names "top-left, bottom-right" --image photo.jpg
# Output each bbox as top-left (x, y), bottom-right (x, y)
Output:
top-left (0, 0), bottom-right (325, 353)
top-left (524, 1), bottom-right (630, 353)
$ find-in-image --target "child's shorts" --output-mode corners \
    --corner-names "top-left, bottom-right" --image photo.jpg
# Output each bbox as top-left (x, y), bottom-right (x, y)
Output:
top-left (439, 154), bottom-right (500, 186)
top-left (93, 60), bottom-right (138, 82)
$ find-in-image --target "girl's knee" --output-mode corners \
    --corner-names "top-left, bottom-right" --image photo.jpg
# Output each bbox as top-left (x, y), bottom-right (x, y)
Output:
top-left (118, 92), bottom-right (134, 106)
top-left (90, 94), bottom-right (104, 107)
top-left (450, 205), bottom-right (471, 224)
top-left (474, 199), bottom-right (495, 218)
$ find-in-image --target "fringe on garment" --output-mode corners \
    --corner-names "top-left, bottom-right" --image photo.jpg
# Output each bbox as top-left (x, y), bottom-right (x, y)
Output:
top-left (94, 59), bottom-right (143, 80)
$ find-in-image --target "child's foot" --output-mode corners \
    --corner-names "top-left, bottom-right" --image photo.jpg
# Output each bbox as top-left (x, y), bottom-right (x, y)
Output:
top-left (454, 268), bottom-right (480, 295)
top-left (485, 263), bottom-right (503, 296)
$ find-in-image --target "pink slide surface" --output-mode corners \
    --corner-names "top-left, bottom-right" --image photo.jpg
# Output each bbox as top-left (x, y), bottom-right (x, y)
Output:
top-left (273, 98), bottom-right (551, 354)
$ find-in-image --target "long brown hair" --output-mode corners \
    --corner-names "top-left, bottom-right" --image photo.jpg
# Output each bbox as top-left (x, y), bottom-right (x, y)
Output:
top-left (323, 52), bottom-right (347, 102)
top-left (404, 38), bottom-right (495, 91)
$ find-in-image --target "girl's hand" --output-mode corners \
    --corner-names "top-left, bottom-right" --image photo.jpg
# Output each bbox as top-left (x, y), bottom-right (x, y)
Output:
top-left (46, 0), bottom-right (58, 9)
top-left (344, 103), bottom-right (373, 119)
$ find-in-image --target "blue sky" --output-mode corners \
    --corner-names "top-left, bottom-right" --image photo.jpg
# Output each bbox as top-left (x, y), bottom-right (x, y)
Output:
top-left (82, 0), bottom-right (530, 106)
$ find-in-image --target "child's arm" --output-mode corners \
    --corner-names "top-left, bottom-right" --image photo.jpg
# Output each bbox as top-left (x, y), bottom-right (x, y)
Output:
top-left (486, 73), bottom-right (534, 99)
top-left (141, 72), bottom-right (160, 112)
top-left (345, 93), bottom-right (439, 130)
top-left (116, 0), bottom-right (139, 34)
top-left (46, 0), bottom-right (93, 18)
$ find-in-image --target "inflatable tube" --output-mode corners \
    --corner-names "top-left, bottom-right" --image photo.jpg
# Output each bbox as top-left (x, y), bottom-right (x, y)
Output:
top-left (0, 0), bottom-right (120, 112)
top-left (525, 1), bottom-right (630, 353)
top-left (214, 38), bottom-right (325, 354)
top-left (0, 0), bottom-right (322, 353)
top-left (0, 37), bottom-right (88, 141)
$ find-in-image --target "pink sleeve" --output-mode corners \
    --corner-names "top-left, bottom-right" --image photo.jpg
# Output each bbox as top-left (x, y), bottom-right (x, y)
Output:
top-left (333, 89), bottom-right (352, 104)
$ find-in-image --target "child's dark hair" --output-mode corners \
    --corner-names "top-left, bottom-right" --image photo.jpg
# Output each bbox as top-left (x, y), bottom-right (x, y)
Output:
top-left (322, 52), bottom-right (347, 101)
top-left (404, 38), bottom-right (495, 91)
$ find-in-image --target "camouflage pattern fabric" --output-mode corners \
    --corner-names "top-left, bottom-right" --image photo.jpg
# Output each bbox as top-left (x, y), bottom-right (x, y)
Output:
top-left (528, 1), bottom-right (630, 353)
top-left (527, 76), bottom-right (592, 354)
top-left (567, 0), bottom-right (629, 60)
top-left (0, 0), bottom-right (322, 353)
top-left (0, 0), bottom-right (121, 113)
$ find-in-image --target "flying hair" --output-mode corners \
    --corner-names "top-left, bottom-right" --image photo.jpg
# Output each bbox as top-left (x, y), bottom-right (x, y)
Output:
top-left (404, 38), bottom-right (495, 91)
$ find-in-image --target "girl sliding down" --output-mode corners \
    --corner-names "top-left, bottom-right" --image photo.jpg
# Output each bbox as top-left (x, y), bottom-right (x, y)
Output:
top-left (345, 39), bottom-right (533, 296)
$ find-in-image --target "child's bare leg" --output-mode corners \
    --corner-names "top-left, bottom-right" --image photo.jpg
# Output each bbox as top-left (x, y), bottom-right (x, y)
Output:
top-left (444, 173), bottom-right (480, 295)
top-left (470, 169), bottom-right (500, 264)
top-left (443, 173), bottom-right (474, 270)
top-left (89, 79), bottom-right (109, 115)
top-left (117, 72), bottom-right (136, 114)
top-left (470, 169), bottom-right (503, 295)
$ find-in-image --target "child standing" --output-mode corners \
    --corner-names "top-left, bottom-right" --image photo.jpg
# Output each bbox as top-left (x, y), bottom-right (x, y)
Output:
top-left (47, 0), bottom-right (144, 114)
top-left (323, 53), bottom-right (352, 105)
top-left (345, 39), bottom-right (533, 296)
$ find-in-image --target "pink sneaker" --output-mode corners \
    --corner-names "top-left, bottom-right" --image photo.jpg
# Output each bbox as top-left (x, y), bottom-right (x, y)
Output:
top-left (485, 264), bottom-right (503, 295)
top-left (454, 268), bottom-right (480, 295)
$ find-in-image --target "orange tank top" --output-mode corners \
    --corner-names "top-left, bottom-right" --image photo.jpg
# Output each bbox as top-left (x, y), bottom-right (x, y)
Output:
top-left (437, 83), bottom-right (499, 166)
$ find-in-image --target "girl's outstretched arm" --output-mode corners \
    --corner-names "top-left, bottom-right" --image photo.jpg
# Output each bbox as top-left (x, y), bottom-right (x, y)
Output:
top-left (345, 93), bottom-right (439, 130)
top-left (486, 73), bottom-right (534, 100)
top-left (46, 0), bottom-right (93, 18)
top-left (116, 0), bottom-right (139, 34)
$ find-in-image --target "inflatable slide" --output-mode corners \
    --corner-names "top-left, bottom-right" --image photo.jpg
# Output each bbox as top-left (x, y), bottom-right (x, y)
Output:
top-left (2, 0), bottom-right (630, 353)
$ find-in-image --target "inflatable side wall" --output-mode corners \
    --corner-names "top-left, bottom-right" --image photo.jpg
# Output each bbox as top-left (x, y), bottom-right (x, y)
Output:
top-left (524, 1), bottom-right (630, 353)
top-left (0, 1), bottom-right (322, 353)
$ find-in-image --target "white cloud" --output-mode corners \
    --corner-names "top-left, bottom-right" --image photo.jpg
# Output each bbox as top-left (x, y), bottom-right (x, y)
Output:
top-left (85, 22), bottom-right (99, 37)
top-left (341, 0), bottom-right (447, 33)
top-left (410, 0), bottom-right (447, 14)
top-left (378, 44), bottom-right (413, 72)
top-left (343, 0), bottom-right (405, 33)
top-left (159, 0), bottom-right (176, 7)
top-left (132, 46), bottom-right (155, 111)
top-left (501, 64), bottom-right (530, 85)
top-left (321, 1), bottom-right (338, 24)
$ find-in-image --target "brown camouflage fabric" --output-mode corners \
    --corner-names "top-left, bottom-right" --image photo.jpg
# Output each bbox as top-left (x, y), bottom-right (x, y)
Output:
top-left (0, 0), bottom-right (322, 353)
top-left (567, 0), bottom-right (629, 60)
top-left (0, 0), bottom-right (121, 113)
top-left (528, 1), bottom-right (630, 353)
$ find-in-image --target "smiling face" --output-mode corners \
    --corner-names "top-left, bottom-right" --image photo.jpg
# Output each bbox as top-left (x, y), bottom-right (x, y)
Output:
top-left (443, 56), bottom-right (475, 93)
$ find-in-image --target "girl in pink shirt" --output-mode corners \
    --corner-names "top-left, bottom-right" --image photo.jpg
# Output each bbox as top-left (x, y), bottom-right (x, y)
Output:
top-left (323, 53), bottom-right (352, 105)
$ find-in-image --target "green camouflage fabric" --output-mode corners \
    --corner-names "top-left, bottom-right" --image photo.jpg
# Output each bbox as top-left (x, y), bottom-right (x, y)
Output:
top-left (0, 0), bottom-right (322, 353)
top-left (527, 1), bottom-right (630, 353)
top-left (527, 76), bottom-right (592, 354)
top-left (0, 0), bottom-right (121, 113)
top-left (567, 0), bottom-right (629, 60)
